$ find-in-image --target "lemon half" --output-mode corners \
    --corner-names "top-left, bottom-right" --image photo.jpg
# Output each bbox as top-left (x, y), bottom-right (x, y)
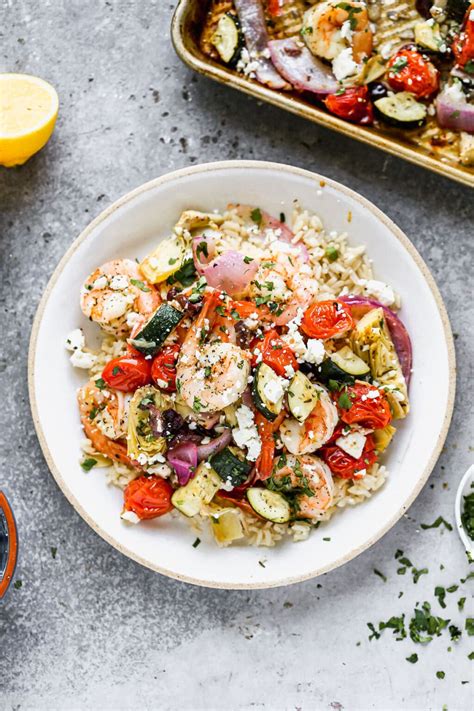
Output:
top-left (0, 73), bottom-right (59, 167)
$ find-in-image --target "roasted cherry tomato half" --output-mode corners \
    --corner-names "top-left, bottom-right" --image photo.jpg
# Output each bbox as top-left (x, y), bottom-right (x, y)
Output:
top-left (324, 87), bottom-right (374, 125)
top-left (123, 475), bottom-right (174, 520)
top-left (387, 48), bottom-right (439, 98)
top-left (336, 383), bottom-right (392, 429)
top-left (255, 411), bottom-right (287, 480)
top-left (102, 355), bottom-right (152, 392)
top-left (301, 300), bottom-right (354, 340)
top-left (151, 344), bottom-right (180, 391)
top-left (452, 4), bottom-right (474, 68)
top-left (250, 329), bottom-right (299, 377)
top-left (321, 434), bottom-right (377, 479)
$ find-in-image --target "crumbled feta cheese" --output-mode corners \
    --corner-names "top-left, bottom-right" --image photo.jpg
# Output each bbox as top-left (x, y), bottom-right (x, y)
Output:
top-left (102, 293), bottom-right (129, 321)
top-left (359, 279), bottom-right (396, 307)
top-left (232, 404), bottom-right (261, 462)
top-left (263, 377), bottom-right (287, 405)
top-left (332, 48), bottom-right (359, 81)
top-left (70, 349), bottom-right (97, 369)
top-left (304, 339), bottom-right (325, 365)
top-left (120, 510), bottom-right (140, 524)
top-left (336, 431), bottom-right (367, 459)
top-left (284, 364), bottom-right (296, 379)
top-left (92, 275), bottom-right (108, 290)
top-left (126, 311), bottom-right (141, 329)
top-left (340, 19), bottom-right (353, 41)
top-left (65, 328), bottom-right (85, 352)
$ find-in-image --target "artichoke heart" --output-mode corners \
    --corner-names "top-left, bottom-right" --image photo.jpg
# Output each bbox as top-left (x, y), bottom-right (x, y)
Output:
top-left (174, 209), bottom-right (224, 236)
top-left (351, 308), bottom-right (409, 420)
top-left (373, 424), bottom-right (397, 453)
top-left (127, 385), bottom-right (170, 461)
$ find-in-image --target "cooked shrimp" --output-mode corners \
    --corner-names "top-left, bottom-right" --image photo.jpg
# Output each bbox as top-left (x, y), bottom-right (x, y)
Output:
top-left (80, 259), bottom-right (160, 338)
top-left (302, 1), bottom-right (373, 63)
top-left (78, 380), bottom-right (136, 468)
top-left (249, 251), bottom-right (318, 326)
top-left (279, 385), bottom-right (338, 454)
top-left (273, 454), bottom-right (334, 519)
top-left (176, 291), bottom-right (251, 413)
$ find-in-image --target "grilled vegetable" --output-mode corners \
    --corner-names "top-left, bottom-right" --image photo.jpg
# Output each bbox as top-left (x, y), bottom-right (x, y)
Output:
top-left (287, 371), bottom-right (320, 423)
top-left (127, 386), bottom-right (170, 462)
top-left (316, 346), bottom-right (370, 385)
top-left (374, 92), bottom-right (427, 128)
top-left (252, 362), bottom-right (285, 421)
top-left (414, 20), bottom-right (443, 52)
top-left (207, 505), bottom-right (244, 545)
top-left (373, 424), bottom-right (397, 453)
top-left (211, 13), bottom-right (243, 66)
top-left (246, 487), bottom-right (291, 523)
top-left (210, 447), bottom-right (251, 487)
top-left (128, 303), bottom-right (183, 357)
top-left (140, 235), bottom-right (186, 284)
top-left (446, 0), bottom-right (470, 22)
top-left (351, 308), bottom-right (409, 419)
top-left (171, 462), bottom-right (222, 517)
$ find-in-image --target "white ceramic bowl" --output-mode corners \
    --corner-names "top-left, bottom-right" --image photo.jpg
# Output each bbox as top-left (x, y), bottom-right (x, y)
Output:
top-left (455, 465), bottom-right (474, 556)
top-left (29, 161), bottom-right (455, 589)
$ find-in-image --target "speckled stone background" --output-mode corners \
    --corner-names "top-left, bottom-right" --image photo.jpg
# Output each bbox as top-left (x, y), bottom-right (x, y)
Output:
top-left (0, 2), bottom-right (473, 709)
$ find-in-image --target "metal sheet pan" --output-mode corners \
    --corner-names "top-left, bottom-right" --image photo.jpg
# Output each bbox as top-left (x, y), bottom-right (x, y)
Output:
top-left (171, 0), bottom-right (474, 188)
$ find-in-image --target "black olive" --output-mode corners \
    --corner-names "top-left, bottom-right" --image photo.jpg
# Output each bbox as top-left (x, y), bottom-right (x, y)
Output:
top-left (368, 82), bottom-right (389, 102)
top-left (415, 0), bottom-right (433, 19)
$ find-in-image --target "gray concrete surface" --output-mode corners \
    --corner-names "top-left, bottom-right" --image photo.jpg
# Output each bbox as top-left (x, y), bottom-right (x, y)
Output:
top-left (0, 2), bottom-right (473, 709)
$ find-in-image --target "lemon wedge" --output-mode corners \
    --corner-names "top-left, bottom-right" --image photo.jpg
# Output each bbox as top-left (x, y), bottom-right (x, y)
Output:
top-left (0, 73), bottom-right (59, 167)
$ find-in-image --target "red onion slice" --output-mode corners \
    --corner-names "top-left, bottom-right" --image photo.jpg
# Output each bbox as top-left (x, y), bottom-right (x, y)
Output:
top-left (436, 87), bottom-right (474, 133)
top-left (192, 232), bottom-right (219, 275)
top-left (167, 442), bottom-right (198, 486)
top-left (203, 250), bottom-right (259, 297)
top-left (340, 295), bottom-right (412, 385)
top-left (268, 38), bottom-right (339, 96)
top-left (197, 429), bottom-right (233, 462)
top-left (233, 0), bottom-right (290, 90)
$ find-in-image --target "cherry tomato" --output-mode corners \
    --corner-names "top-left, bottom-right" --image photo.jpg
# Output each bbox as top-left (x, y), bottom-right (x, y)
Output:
top-left (151, 345), bottom-right (180, 391)
top-left (321, 434), bottom-right (377, 479)
top-left (301, 300), bottom-right (354, 340)
top-left (123, 475), bottom-right (174, 520)
top-left (336, 383), bottom-right (392, 429)
top-left (230, 300), bottom-right (273, 323)
top-left (102, 355), bottom-right (152, 392)
top-left (250, 329), bottom-right (299, 377)
top-left (452, 4), bottom-right (474, 68)
top-left (387, 48), bottom-right (439, 98)
top-left (324, 87), bottom-right (374, 125)
top-left (267, 0), bottom-right (285, 16)
top-left (255, 411), bottom-right (286, 480)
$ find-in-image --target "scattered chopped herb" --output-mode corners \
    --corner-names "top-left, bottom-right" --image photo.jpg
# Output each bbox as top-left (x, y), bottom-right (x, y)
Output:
top-left (449, 624), bottom-right (462, 642)
top-left (374, 569), bottom-right (387, 582)
top-left (14, 580), bottom-right (22, 589)
top-left (112, 365), bottom-right (122, 376)
top-left (204, 366), bottom-right (212, 378)
top-left (460, 571), bottom-right (474, 583)
top-left (81, 457), bottom-right (97, 472)
top-left (409, 602), bottom-right (448, 644)
top-left (193, 397), bottom-right (202, 412)
top-left (449, 110), bottom-right (461, 120)
top-left (243, 256), bottom-right (253, 264)
top-left (435, 586), bottom-right (447, 609)
top-left (279, 212), bottom-right (286, 223)
top-left (338, 392), bottom-right (353, 410)
top-left (51, 546), bottom-right (57, 559)
top-left (390, 56), bottom-right (408, 74)
top-left (325, 246), bottom-right (339, 262)
top-left (230, 309), bottom-right (241, 320)
top-left (327, 379), bottom-right (341, 392)
top-left (406, 653), bottom-right (418, 664)
top-left (458, 597), bottom-right (466, 612)
top-left (367, 622), bottom-right (381, 640)
top-left (251, 207), bottom-right (262, 225)
top-left (466, 619), bottom-right (474, 636)
top-left (436, 671), bottom-right (445, 680)
top-left (168, 258), bottom-right (197, 288)
top-left (196, 241), bottom-right (208, 261)
top-left (258, 560), bottom-right (266, 568)
top-left (283, 601), bottom-right (292, 608)
top-left (322, 537), bottom-right (331, 542)
top-left (464, 60), bottom-right (474, 75)
top-left (130, 278), bottom-right (151, 292)
top-left (95, 377), bottom-right (106, 390)
top-left (192, 537), bottom-right (201, 548)
top-left (468, 652), bottom-right (474, 660)
top-left (412, 567), bottom-right (428, 584)
top-left (420, 516), bottom-right (453, 531)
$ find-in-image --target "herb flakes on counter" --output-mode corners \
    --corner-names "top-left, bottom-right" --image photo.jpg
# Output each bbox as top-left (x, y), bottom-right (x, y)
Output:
top-left (192, 537), bottom-right (201, 548)
top-left (374, 568), bottom-right (387, 582)
top-left (409, 602), bottom-right (449, 644)
top-left (406, 653), bottom-right (418, 663)
top-left (420, 516), bottom-right (453, 531)
top-left (50, 546), bottom-right (57, 559)
top-left (466, 619), bottom-right (474, 636)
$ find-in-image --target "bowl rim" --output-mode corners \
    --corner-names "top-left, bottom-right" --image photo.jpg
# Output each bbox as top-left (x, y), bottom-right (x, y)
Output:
top-left (28, 160), bottom-right (456, 589)
top-left (454, 464), bottom-right (474, 555)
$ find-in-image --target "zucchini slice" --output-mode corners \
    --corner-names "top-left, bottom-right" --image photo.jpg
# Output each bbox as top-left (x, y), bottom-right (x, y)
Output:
top-left (414, 20), bottom-right (443, 52)
top-left (210, 447), bottom-right (251, 487)
top-left (211, 13), bottom-right (243, 67)
top-left (140, 235), bottom-right (186, 284)
top-left (287, 371), bottom-right (320, 423)
top-left (128, 303), bottom-right (183, 357)
top-left (374, 92), bottom-right (427, 129)
top-left (316, 346), bottom-right (370, 385)
top-left (171, 462), bottom-right (222, 517)
top-left (246, 488), bottom-right (291, 524)
top-left (252, 362), bottom-right (284, 421)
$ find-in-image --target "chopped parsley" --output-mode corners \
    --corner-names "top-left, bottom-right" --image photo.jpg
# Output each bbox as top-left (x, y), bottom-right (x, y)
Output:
top-left (420, 516), bottom-right (453, 531)
top-left (412, 567), bottom-right (428, 584)
top-left (464, 60), bottom-right (474, 75)
top-left (243, 256), bottom-right (253, 264)
top-left (458, 597), bottom-right (466, 612)
top-left (379, 615), bottom-right (406, 640)
top-left (325, 246), bottom-right (339, 262)
top-left (81, 457), bottom-right (98, 472)
top-left (168, 258), bottom-right (197, 288)
top-left (409, 602), bottom-right (448, 644)
top-left (436, 671), bottom-right (445, 680)
top-left (51, 546), bottom-right (57, 559)
top-left (251, 207), bottom-right (262, 226)
top-left (196, 241), bottom-right (208, 261)
top-left (14, 580), bottom-right (22, 589)
top-left (192, 537), bottom-right (201, 548)
top-left (130, 278), bottom-right (151, 292)
top-left (466, 618), bottom-right (474, 636)
top-left (112, 365), bottom-right (122, 376)
top-left (338, 392), bottom-right (353, 410)
top-left (193, 396), bottom-right (203, 412)
top-left (367, 622), bottom-right (381, 640)
top-left (279, 212), bottom-right (286, 223)
top-left (390, 56), bottom-right (408, 75)
top-left (258, 560), bottom-right (266, 568)
top-left (406, 653), bottom-right (418, 664)
top-left (374, 569), bottom-right (387, 582)
top-left (95, 377), bottom-right (106, 390)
